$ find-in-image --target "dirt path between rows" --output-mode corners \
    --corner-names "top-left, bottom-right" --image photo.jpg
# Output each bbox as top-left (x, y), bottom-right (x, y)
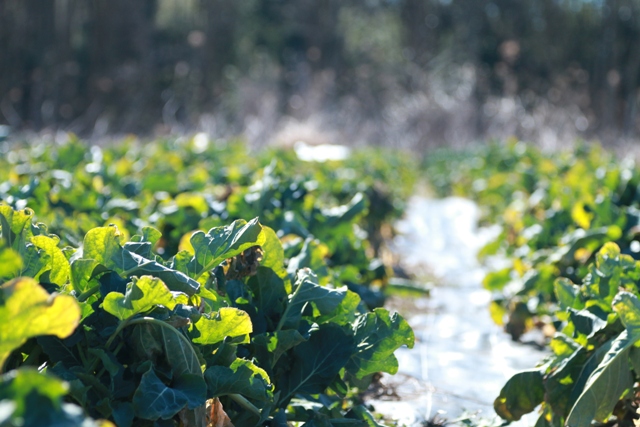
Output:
top-left (369, 196), bottom-right (547, 426)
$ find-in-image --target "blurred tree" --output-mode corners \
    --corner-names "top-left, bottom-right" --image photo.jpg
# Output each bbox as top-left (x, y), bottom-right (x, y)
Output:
top-left (0, 0), bottom-right (638, 141)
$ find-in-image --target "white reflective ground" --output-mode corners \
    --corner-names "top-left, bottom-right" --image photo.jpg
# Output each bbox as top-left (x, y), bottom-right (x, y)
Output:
top-left (371, 197), bottom-right (547, 426)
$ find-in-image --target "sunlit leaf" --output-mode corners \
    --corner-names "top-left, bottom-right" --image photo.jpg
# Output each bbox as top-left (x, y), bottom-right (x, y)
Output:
top-left (190, 307), bottom-right (253, 345)
top-left (102, 276), bottom-right (179, 321)
top-left (0, 278), bottom-right (80, 368)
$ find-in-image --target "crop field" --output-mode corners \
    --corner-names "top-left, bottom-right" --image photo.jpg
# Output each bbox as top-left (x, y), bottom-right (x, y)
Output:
top-left (2, 136), bottom-right (640, 427)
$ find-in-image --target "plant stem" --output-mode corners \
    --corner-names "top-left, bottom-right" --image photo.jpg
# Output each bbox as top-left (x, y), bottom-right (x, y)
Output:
top-left (105, 318), bottom-right (133, 349)
top-left (229, 393), bottom-right (262, 417)
top-left (77, 284), bottom-right (100, 302)
top-left (95, 341), bottom-right (125, 379)
top-left (86, 318), bottom-right (134, 373)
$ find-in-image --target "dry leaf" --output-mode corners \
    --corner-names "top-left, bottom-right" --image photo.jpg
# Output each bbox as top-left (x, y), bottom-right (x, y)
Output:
top-left (206, 398), bottom-right (234, 427)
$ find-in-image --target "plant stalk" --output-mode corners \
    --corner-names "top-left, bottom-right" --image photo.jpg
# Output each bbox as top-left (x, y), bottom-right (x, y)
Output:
top-left (77, 284), bottom-right (100, 302)
top-left (229, 393), bottom-right (262, 417)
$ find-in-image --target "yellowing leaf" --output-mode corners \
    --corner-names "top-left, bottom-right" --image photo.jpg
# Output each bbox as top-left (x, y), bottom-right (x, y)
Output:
top-left (83, 225), bottom-right (122, 266)
top-left (0, 247), bottom-right (22, 279)
top-left (175, 193), bottom-right (209, 216)
top-left (571, 202), bottom-right (592, 229)
top-left (489, 301), bottom-right (507, 326)
top-left (30, 235), bottom-right (71, 286)
top-left (102, 275), bottom-right (180, 321)
top-left (0, 278), bottom-right (80, 368)
top-left (179, 230), bottom-right (198, 254)
top-left (190, 307), bottom-right (253, 345)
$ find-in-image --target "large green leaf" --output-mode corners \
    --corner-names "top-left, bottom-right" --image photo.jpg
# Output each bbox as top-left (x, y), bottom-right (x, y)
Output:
top-left (0, 206), bottom-right (34, 250)
top-left (82, 225), bottom-right (123, 267)
top-left (565, 330), bottom-right (634, 425)
top-left (316, 289), bottom-right (362, 326)
top-left (253, 330), bottom-right (307, 371)
top-left (132, 368), bottom-right (206, 420)
top-left (18, 243), bottom-right (48, 281)
top-left (259, 226), bottom-right (289, 286)
top-left (494, 369), bottom-right (545, 421)
top-left (0, 278), bottom-right (80, 368)
top-left (189, 218), bottom-right (265, 278)
top-left (79, 226), bottom-right (200, 295)
top-left (565, 291), bottom-right (640, 425)
top-left (247, 266), bottom-right (289, 331)
top-left (0, 209), bottom-right (68, 284)
top-left (279, 269), bottom-right (347, 330)
top-left (0, 246), bottom-right (22, 280)
top-left (278, 324), bottom-right (355, 405)
top-left (554, 278), bottom-right (584, 310)
top-left (70, 258), bottom-right (101, 294)
top-left (204, 358), bottom-right (272, 401)
top-left (568, 308), bottom-right (607, 338)
top-left (29, 235), bottom-right (70, 286)
top-left (190, 307), bottom-right (253, 345)
top-left (102, 276), bottom-right (180, 321)
top-left (131, 321), bottom-right (201, 378)
top-left (346, 308), bottom-right (414, 379)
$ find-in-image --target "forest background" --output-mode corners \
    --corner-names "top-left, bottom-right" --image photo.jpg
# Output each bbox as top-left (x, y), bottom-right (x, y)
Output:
top-left (1, 0), bottom-right (638, 150)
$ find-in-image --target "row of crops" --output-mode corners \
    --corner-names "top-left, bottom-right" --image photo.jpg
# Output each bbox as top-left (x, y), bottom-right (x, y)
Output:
top-left (426, 140), bottom-right (640, 427)
top-left (0, 136), bottom-right (418, 426)
top-left (3, 134), bottom-right (640, 427)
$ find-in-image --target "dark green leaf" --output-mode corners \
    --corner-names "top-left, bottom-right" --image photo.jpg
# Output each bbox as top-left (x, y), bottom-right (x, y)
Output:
top-left (37, 336), bottom-right (82, 368)
top-left (346, 309), bottom-right (414, 379)
top-left (280, 269), bottom-right (347, 330)
top-left (568, 308), bottom-right (607, 338)
top-left (254, 330), bottom-right (307, 370)
top-left (279, 324), bottom-right (355, 405)
top-left (132, 369), bottom-right (206, 420)
top-left (190, 218), bottom-right (265, 278)
top-left (247, 267), bottom-right (288, 330)
top-left (131, 321), bottom-right (201, 378)
top-left (566, 330), bottom-right (634, 425)
top-left (494, 369), bottom-right (545, 421)
top-left (204, 358), bottom-right (272, 401)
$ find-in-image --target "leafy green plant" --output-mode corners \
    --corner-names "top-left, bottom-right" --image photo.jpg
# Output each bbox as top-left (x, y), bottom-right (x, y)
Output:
top-left (425, 141), bottom-right (640, 340)
top-left (0, 136), bottom-right (418, 312)
top-left (0, 204), bottom-right (413, 426)
top-left (495, 243), bottom-right (640, 426)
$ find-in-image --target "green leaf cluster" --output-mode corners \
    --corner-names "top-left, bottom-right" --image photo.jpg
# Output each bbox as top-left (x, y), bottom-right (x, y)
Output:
top-left (495, 243), bottom-right (640, 425)
top-left (0, 201), bottom-right (414, 426)
top-left (426, 141), bottom-right (638, 340)
top-left (0, 137), bottom-right (417, 308)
